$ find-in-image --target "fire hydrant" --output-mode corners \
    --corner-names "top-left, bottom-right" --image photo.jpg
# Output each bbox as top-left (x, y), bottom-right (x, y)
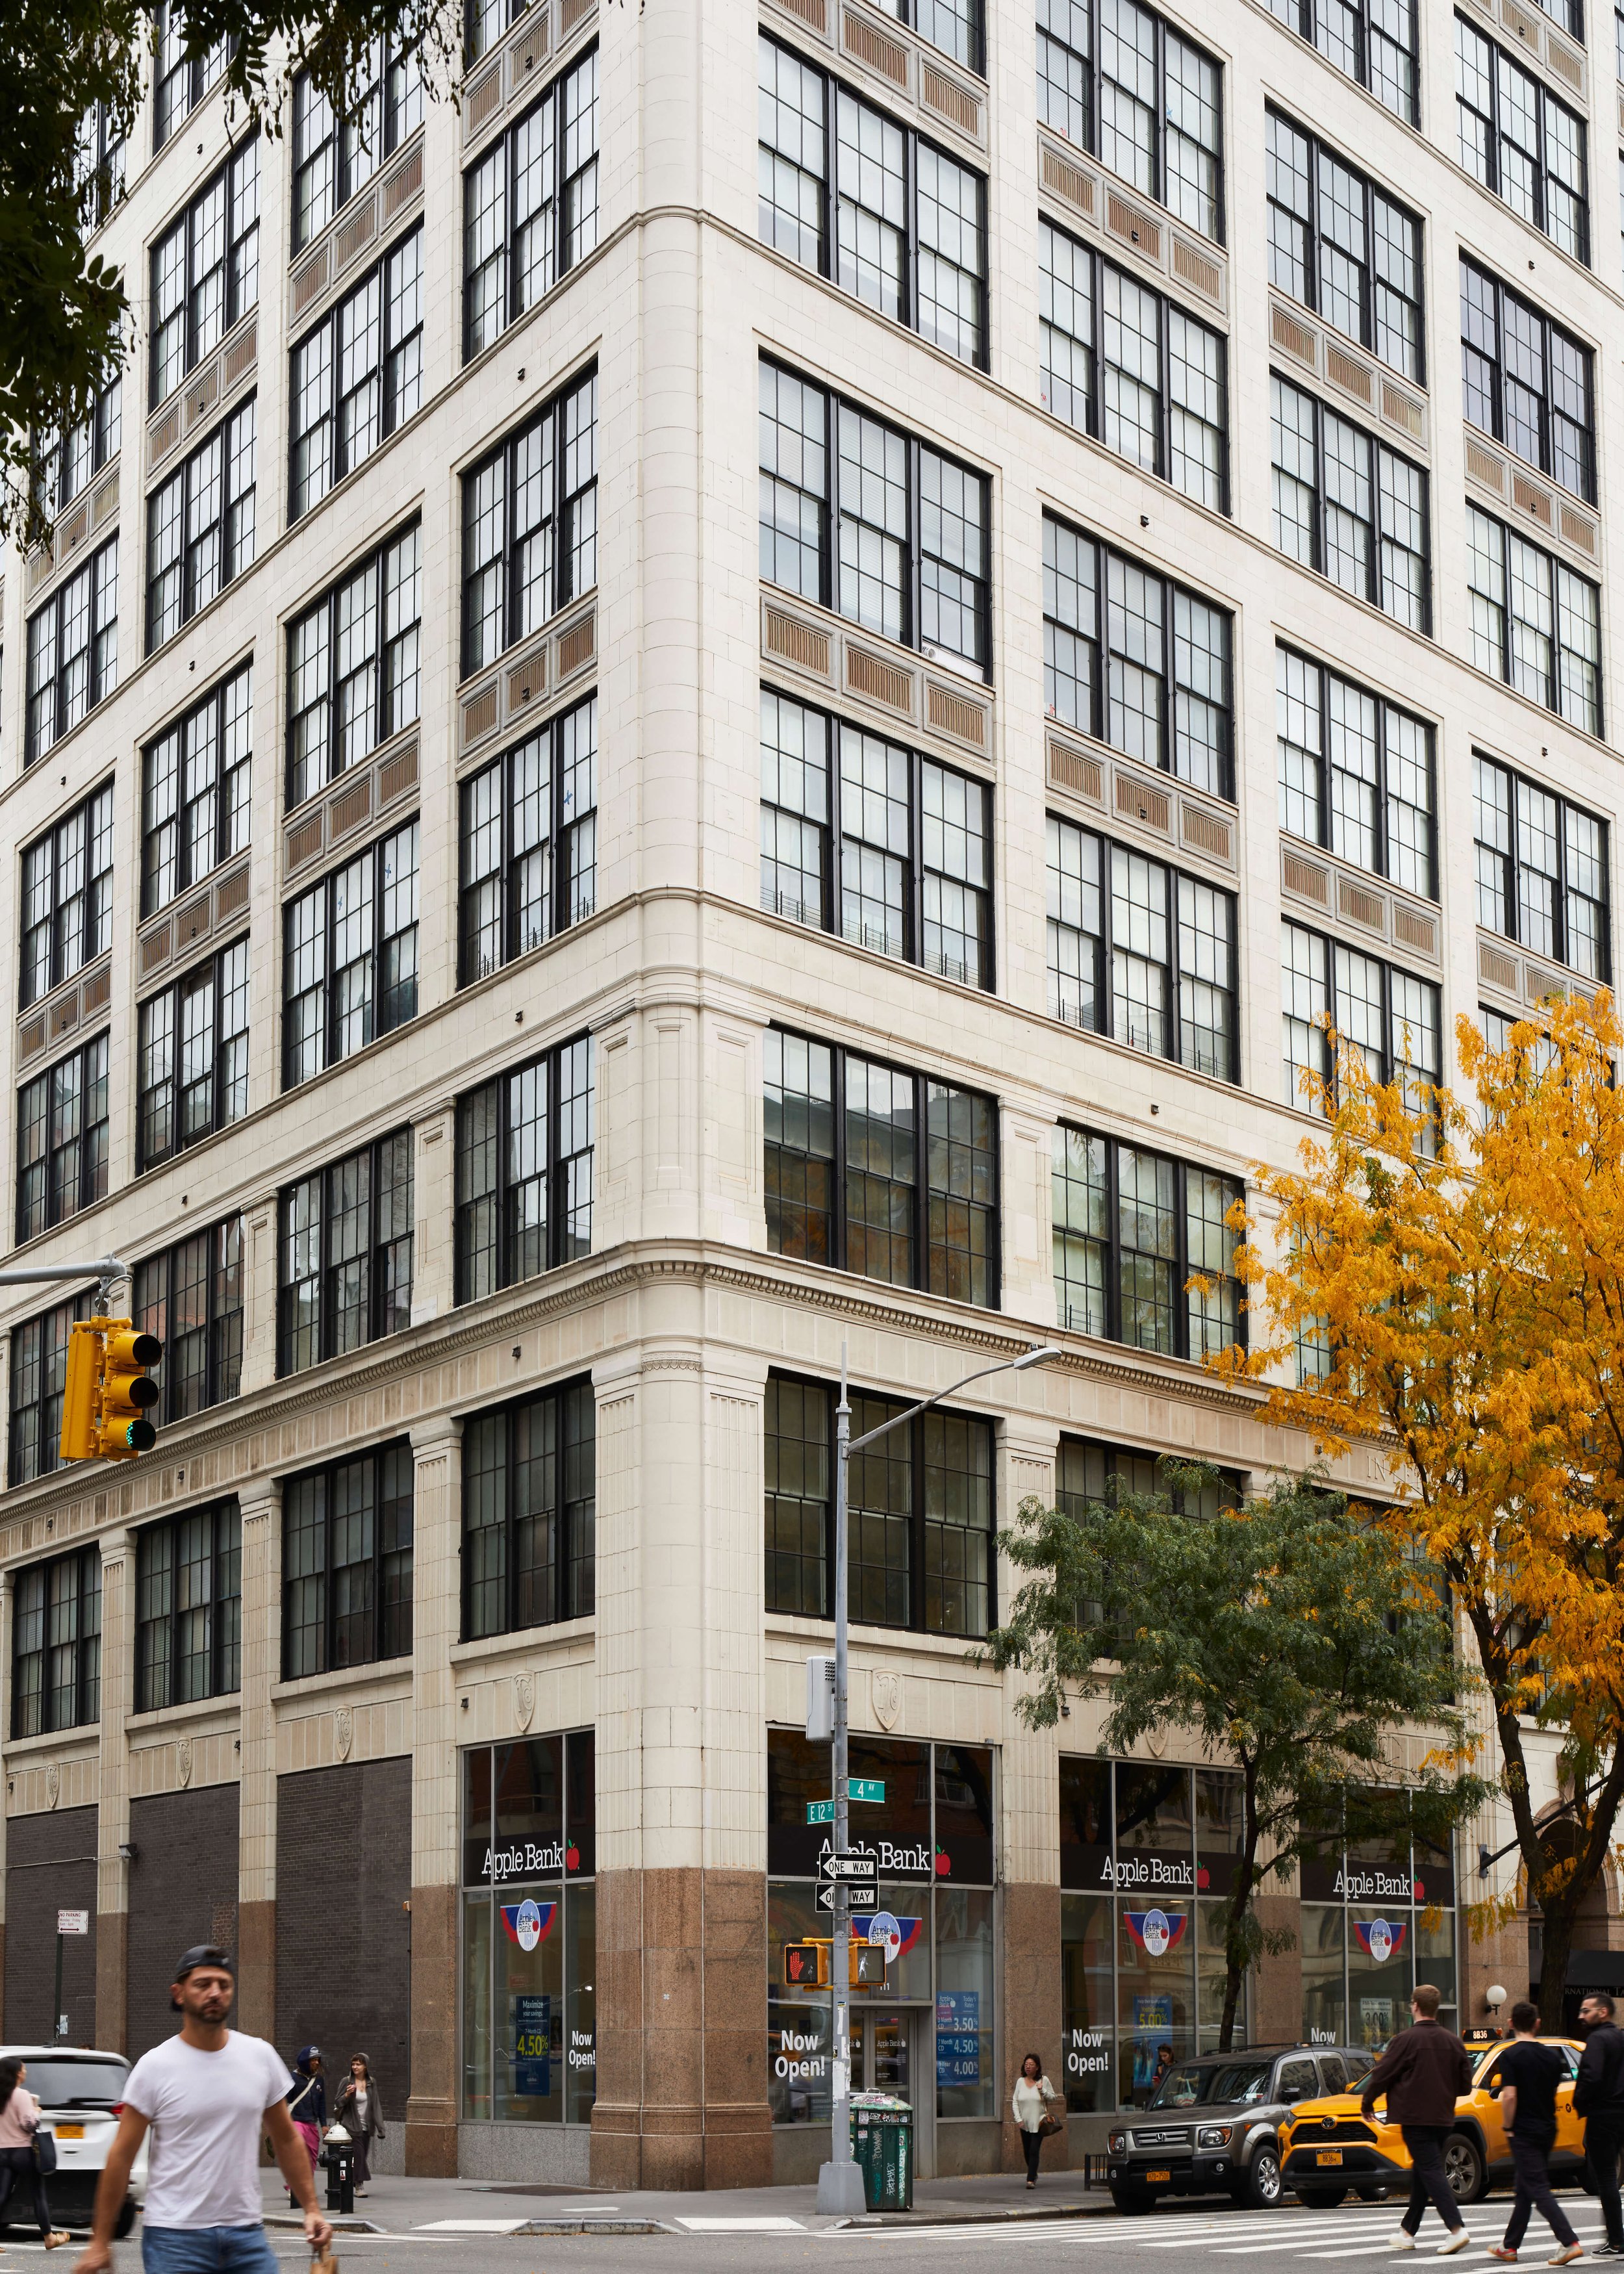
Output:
top-left (322, 2125), bottom-right (357, 2216)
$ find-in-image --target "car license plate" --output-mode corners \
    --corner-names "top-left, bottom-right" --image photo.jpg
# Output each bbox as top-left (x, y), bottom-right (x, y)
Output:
top-left (1315, 2151), bottom-right (1343, 2167)
top-left (55, 2125), bottom-right (84, 2141)
top-left (1144, 2169), bottom-right (1171, 2183)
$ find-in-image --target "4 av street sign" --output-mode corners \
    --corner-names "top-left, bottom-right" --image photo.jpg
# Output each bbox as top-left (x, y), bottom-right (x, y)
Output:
top-left (817, 1882), bottom-right (878, 1910)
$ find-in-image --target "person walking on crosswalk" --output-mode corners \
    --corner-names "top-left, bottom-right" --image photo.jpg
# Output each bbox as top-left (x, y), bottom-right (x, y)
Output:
top-left (1486, 2002), bottom-right (1583, 2266)
top-left (1360, 1984), bottom-right (1474, 2256)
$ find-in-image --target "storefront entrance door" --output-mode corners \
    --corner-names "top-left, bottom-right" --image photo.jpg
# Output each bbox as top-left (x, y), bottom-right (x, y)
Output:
top-left (851, 2008), bottom-right (934, 2178)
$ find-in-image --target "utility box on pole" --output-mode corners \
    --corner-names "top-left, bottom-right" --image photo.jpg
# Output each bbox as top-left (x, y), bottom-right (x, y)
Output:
top-left (805, 1654), bottom-right (835, 1742)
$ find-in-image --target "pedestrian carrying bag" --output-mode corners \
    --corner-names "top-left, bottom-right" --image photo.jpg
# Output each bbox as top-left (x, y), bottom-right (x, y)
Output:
top-left (33, 2129), bottom-right (57, 2175)
top-left (1037, 2114), bottom-right (1062, 2139)
top-left (311, 2254), bottom-right (338, 2274)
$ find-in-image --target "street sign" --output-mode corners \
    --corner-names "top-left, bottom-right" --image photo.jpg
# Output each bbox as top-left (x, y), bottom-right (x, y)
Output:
top-left (848, 1778), bottom-right (885, 1803)
top-left (817, 1882), bottom-right (877, 1910)
top-left (56, 1910), bottom-right (88, 1936)
top-left (806, 1800), bottom-right (835, 1824)
top-left (820, 1853), bottom-right (878, 1882)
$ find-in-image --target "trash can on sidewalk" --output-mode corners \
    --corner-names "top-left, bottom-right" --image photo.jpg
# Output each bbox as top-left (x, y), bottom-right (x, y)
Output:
top-left (850, 2093), bottom-right (913, 2211)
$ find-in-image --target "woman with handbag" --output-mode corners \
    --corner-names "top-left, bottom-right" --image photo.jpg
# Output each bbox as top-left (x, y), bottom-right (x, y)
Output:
top-left (333, 2055), bottom-right (385, 2195)
top-left (0, 2058), bottom-right (69, 2247)
top-left (1011, 2052), bottom-right (1062, 2188)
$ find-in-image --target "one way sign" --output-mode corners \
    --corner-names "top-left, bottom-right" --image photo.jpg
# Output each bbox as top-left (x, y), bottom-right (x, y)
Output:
top-left (820, 1852), bottom-right (878, 1882)
top-left (817, 1882), bottom-right (877, 1910)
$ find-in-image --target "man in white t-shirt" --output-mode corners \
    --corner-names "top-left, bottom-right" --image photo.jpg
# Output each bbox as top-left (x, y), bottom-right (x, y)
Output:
top-left (75, 1945), bottom-right (333, 2274)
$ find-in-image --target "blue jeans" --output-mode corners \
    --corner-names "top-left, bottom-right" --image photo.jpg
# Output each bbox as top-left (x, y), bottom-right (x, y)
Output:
top-left (141, 2227), bottom-right (279, 2274)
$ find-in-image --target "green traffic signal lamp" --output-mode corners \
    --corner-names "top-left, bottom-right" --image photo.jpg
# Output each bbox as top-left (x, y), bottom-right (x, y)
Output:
top-left (96, 1328), bottom-right (163, 1459)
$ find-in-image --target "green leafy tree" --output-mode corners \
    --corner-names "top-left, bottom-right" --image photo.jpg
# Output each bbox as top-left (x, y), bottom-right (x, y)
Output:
top-left (983, 1470), bottom-right (1487, 2048)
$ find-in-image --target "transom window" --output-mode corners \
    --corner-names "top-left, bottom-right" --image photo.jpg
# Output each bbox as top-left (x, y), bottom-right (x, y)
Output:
top-left (1460, 257), bottom-right (1593, 503)
top-left (278, 1129), bottom-right (414, 1375)
top-left (8, 1300), bottom-right (80, 1487)
top-left (25, 540), bottom-right (118, 764)
top-left (759, 359), bottom-right (991, 678)
top-left (1466, 504), bottom-right (1600, 734)
top-left (461, 372), bottom-right (598, 676)
top-left (286, 521), bottom-right (422, 807)
top-left (1052, 1123), bottom-right (1242, 1358)
top-left (146, 397), bottom-right (257, 648)
top-left (17, 1035), bottom-right (108, 1244)
top-left (284, 1444), bottom-right (413, 1675)
top-left (1036, 0), bottom-right (1222, 238)
top-left (765, 1028), bottom-right (1000, 1308)
top-left (1276, 647), bottom-right (1435, 897)
top-left (465, 49), bottom-right (600, 357)
top-left (760, 688), bottom-right (992, 988)
top-left (290, 229), bottom-right (423, 518)
top-left (283, 821), bottom-right (420, 1087)
top-left (455, 1039), bottom-right (594, 1303)
top-left (149, 142), bottom-right (260, 405)
top-left (142, 666), bottom-right (251, 918)
top-left (138, 938), bottom-right (250, 1169)
top-left (1271, 375), bottom-right (1428, 632)
top-left (134, 1218), bottom-right (245, 1422)
top-left (1473, 754), bottom-right (1607, 980)
top-left (1456, 16), bottom-right (1588, 264)
top-left (292, 37), bottom-right (423, 251)
top-left (1264, 0), bottom-right (1418, 126)
top-left (20, 785), bottom-right (113, 1011)
top-left (136, 1503), bottom-right (241, 1710)
top-left (1281, 919), bottom-right (1440, 1124)
top-left (10, 1548), bottom-right (100, 1736)
top-left (463, 1381), bottom-right (596, 1639)
top-left (1046, 814), bottom-right (1237, 1079)
top-left (1043, 511), bottom-right (1233, 799)
top-left (1266, 109), bottom-right (1423, 383)
top-left (1040, 218), bottom-right (1226, 512)
top-left (458, 697), bottom-right (598, 984)
top-left (759, 35), bottom-right (987, 368)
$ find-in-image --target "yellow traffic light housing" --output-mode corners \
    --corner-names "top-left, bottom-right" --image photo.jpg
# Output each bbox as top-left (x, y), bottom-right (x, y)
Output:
top-left (783, 1941), bottom-right (828, 1989)
top-left (59, 1322), bottom-right (106, 1461)
top-left (97, 1327), bottom-right (163, 1459)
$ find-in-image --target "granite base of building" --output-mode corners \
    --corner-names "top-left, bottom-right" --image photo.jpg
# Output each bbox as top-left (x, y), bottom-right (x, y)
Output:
top-left (457, 2122), bottom-right (592, 2183)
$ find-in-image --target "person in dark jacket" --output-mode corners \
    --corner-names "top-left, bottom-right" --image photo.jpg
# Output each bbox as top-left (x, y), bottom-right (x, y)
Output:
top-left (1576, 1991), bottom-right (1624, 2255)
top-left (333, 2056), bottom-right (385, 2197)
top-left (285, 2048), bottom-right (326, 2203)
top-left (1360, 1983), bottom-right (1473, 2253)
top-left (1486, 2001), bottom-right (1582, 2264)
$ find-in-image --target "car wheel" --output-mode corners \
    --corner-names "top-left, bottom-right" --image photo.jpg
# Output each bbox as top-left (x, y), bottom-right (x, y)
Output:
top-left (1243, 2145), bottom-right (1284, 2208)
top-left (1443, 2132), bottom-right (1487, 2204)
top-left (114, 2199), bottom-right (136, 2240)
top-left (1110, 2186), bottom-right (1156, 2214)
top-left (1293, 2186), bottom-right (1350, 2208)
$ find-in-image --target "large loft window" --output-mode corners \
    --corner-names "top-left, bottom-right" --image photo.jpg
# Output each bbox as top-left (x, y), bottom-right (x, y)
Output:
top-left (1276, 646), bottom-right (1436, 898)
top-left (134, 1219), bottom-right (245, 1421)
top-left (138, 939), bottom-right (250, 1168)
top-left (458, 697), bottom-right (598, 984)
top-left (146, 398), bottom-right (257, 649)
top-left (1036, 0), bottom-right (1222, 238)
top-left (8, 1300), bottom-right (81, 1487)
top-left (20, 784), bottom-right (113, 1010)
top-left (1460, 257), bottom-right (1594, 504)
top-left (283, 821), bottom-right (420, 1086)
top-left (286, 522), bottom-right (421, 807)
top-left (11, 1548), bottom-right (100, 1735)
top-left (283, 1445), bottom-right (413, 1674)
top-left (17, 1035), bottom-right (108, 1243)
top-left (1266, 109), bottom-right (1423, 383)
top-left (1456, 16), bottom-right (1588, 264)
top-left (1271, 375), bottom-right (1428, 633)
top-left (1466, 504), bottom-right (1600, 734)
top-left (1473, 754), bottom-right (1607, 981)
top-left (141, 667), bottom-right (251, 918)
top-left (461, 372), bottom-right (598, 676)
top-left (290, 231), bottom-right (423, 519)
top-left (136, 1503), bottom-right (242, 1709)
top-left (1263, 0), bottom-right (1418, 125)
top-left (1052, 1123), bottom-right (1242, 1358)
top-left (463, 1381), bottom-right (596, 1637)
top-left (465, 49), bottom-right (600, 357)
top-left (292, 36), bottom-right (423, 251)
top-left (34, 372), bottom-right (121, 521)
top-left (278, 1129), bottom-right (414, 1375)
top-left (455, 1040), bottom-right (594, 1302)
top-left (1281, 919), bottom-right (1441, 1125)
top-left (25, 541), bottom-right (118, 764)
top-left (153, 1), bottom-right (229, 146)
top-left (149, 142), bottom-right (259, 404)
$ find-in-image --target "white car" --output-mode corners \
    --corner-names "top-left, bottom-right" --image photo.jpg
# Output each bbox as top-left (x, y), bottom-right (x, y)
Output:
top-left (0, 2047), bottom-right (148, 2236)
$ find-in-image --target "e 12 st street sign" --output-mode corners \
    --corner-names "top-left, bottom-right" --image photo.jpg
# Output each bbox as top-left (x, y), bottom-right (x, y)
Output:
top-left (806, 1780), bottom-right (886, 1824)
top-left (820, 1852), bottom-right (878, 1883)
top-left (817, 1881), bottom-right (878, 1911)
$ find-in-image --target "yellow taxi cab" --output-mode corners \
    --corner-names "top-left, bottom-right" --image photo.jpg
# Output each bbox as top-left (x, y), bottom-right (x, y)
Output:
top-left (1282, 2037), bottom-right (1588, 2207)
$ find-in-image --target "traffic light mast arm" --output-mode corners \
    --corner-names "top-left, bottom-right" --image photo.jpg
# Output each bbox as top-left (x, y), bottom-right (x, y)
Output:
top-left (0, 1256), bottom-right (129, 1309)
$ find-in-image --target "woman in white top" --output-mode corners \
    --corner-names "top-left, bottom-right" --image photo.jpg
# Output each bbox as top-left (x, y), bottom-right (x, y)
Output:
top-left (333, 2054), bottom-right (385, 2196)
top-left (0, 2058), bottom-right (69, 2247)
top-left (1011, 2052), bottom-right (1061, 2188)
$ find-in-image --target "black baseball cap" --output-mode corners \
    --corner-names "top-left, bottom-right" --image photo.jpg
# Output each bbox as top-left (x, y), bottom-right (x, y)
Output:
top-left (173, 1945), bottom-right (235, 1984)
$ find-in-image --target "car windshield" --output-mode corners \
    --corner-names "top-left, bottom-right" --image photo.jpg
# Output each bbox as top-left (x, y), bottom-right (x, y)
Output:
top-left (1150, 2058), bottom-right (1273, 2108)
top-left (18, 2058), bottom-right (128, 2109)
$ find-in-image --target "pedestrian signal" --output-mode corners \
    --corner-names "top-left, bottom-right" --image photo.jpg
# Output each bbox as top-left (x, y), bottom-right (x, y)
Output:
top-left (783, 1941), bottom-right (828, 1988)
top-left (95, 1326), bottom-right (164, 1459)
top-left (851, 1944), bottom-right (887, 1986)
top-left (59, 1322), bottom-right (106, 1461)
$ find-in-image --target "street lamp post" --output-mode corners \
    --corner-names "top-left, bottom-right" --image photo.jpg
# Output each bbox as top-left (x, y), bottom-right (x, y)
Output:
top-left (815, 1338), bottom-right (1061, 2217)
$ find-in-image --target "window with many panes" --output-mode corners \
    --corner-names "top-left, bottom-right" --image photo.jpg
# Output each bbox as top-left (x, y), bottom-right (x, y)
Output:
top-left (455, 1040), bottom-right (594, 1303)
top-left (283, 1445), bottom-right (412, 1676)
top-left (765, 1028), bottom-right (999, 1307)
top-left (1271, 375), bottom-right (1428, 632)
top-left (17, 1034), bottom-right (108, 1244)
top-left (134, 1219), bottom-right (245, 1421)
top-left (459, 696), bottom-right (597, 983)
top-left (1281, 919), bottom-right (1441, 1119)
top-left (880, 0), bottom-right (983, 71)
top-left (153, 1), bottom-right (229, 147)
top-left (1460, 258), bottom-right (1593, 502)
top-left (292, 37), bottom-right (423, 251)
top-left (1052, 1123), bottom-right (1242, 1357)
top-left (463, 1381), bottom-right (596, 1638)
top-left (759, 359), bottom-right (991, 676)
top-left (1456, 17), bottom-right (1588, 262)
top-left (25, 541), bottom-right (118, 764)
top-left (1042, 512), bottom-right (1233, 798)
top-left (466, 49), bottom-right (599, 357)
top-left (283, 821), bottom-right (420, 1087)
top-left (1039, 219), bottom-right (1226, 511)
top-left (765, 1372), bottom-right (995, 1633)
top-left (10, 1548), bottom-right (99, 1736)
top-left (20, 785), bottom-right (113, 1011)
top-left (761, 689), bottom-right (993, 986)
top-left (1466, 504), bottom-right (1600, 734)
top-left (279, 1129), bottom-right (413, 1375)
top-left (35, 372), bottom-right (121, 520)
top-left (286, 522), bottom-right (421, 806)
top-left (136, 1503), bottom-right (241, 1710)
top-left (1058, 1432), bottom-right (1241, 1517)
top-left (1473, 754), bottom-right (1607, 980)
top-left (1045, 815), bottom-right (1237, 1078)
top-left (290, 230), bottom-right (423, 519)
top-left (1266, 110), bottom-right (1423, 382)
top-left (7, 1299), bottom-right (81, 1486)
top-left (460, 1400), bottom-right (600, 1663)
top-left (149, 142), bottom-right (260, 404)
top-left (1276, 648), bottom-right (1435, 897)
top-left (146, 398), bottom-right (257, 649)
top-left (75, 101), bottom-right (128, 231)
top-left (759, 35), bottom-right (987, 368)
top-left (466, 0), bottom-right (529, 62)
top-left (1036, 0), bottom-right (1222, 236)
top-left (138, 940), bottom-right (249, 1169)
top-left (1264, 0), bottom-right (1418, 125)
top-left (142, 667), bottom-right (251, 917)
top-left (461, 374), bottom-right (596, 676)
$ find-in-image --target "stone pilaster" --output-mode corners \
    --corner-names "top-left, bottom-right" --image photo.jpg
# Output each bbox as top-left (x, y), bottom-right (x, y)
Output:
top-left (409, 1111), bottom-right (456, 1327)
top-left (405, 1414), bottom-right (461, 2177)
top-left (95, 1529), bottom-right (134, 2052)
top-left (238, 1202), bottom-right (279, 1397)
top-left (235, 1474), bottom-right (280, 2041)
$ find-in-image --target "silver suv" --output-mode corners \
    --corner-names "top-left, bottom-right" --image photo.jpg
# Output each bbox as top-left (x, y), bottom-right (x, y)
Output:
top-left (0, 2049), bottom-right (149, 2237)
top-left (1106, 2045), bottom-right (1377, 2213)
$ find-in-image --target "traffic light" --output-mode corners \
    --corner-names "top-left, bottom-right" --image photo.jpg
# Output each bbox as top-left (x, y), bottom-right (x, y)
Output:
top-left (783, 1941), bottom-right (828, 1989)
top-left (850, 1944), bottom-right (887, 1987)
top-left (96, 1326), bottom-right (163, 1459)
top-left (59, 1322), bottom-right (105, 1461)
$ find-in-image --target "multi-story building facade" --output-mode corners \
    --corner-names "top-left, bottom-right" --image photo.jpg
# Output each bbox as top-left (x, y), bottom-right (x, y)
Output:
top-left (0, 0), bottom-right (1618, 2193)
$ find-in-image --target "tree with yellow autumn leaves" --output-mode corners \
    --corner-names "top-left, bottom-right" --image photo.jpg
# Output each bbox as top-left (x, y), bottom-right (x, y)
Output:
top-left (1216, 993), bottom-right (1624, 2016)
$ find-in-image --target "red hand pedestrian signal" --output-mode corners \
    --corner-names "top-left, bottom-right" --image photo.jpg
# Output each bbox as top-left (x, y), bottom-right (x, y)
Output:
top-left (782, 1941), bottom-right (828, 1988)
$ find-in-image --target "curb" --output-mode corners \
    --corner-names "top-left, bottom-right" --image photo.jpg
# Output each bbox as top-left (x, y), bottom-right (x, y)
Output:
top-left (265, 2214), bottom-right (387, 2234)
top-left (861, 2203), bottom-right (1116, 2229)
top-left (514, 2219), bottom-right (673, 2236)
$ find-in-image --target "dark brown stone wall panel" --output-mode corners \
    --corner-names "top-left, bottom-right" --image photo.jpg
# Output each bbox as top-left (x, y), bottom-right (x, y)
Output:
top-left (405, 1880), bottom-right (457, 2177)
top-left (5, 1807), bottom-right (97, 2045)
top-left (126, 1787), bottom-right (240, 2058)
top-left (1000, 1880), bottom-right (1062, 2171)
top-left (275, 1760), bottom-right (411, 2099)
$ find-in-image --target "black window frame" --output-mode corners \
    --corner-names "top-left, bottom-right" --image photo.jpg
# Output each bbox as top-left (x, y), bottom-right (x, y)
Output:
top-left (35, 370), bottom-right (122, 521)
top-left (1263, 0), bottom-right (1420, 125)
top-left (153, 1), bottom-right (231, 149)
top-left (765, 1370), bottom-right (998, 1635)
top-left (454, 1036), bottom-right (595, 1304)
top-left (10, 1545), bottom-right (101, 1737)
top-left (135, 1501), bottom-right (242, 1711)
top-left (141, 664), bottom-right (253, 919)
top-left (459, 370), bottom-right (598, 678)
top-left (138, 936), bottom-right (251, 1170)
top-left (1044, 810), bottom-right (1239, 1080)
top-left (1465, 502), bottom-right (1601, 735)
top-left (1039, 216), bottom-right (1228, 513)
top-left (1051, 1121), bottom-right (1245, 1359)
top-left (291, 34), bottom-right (424, 253)
top-left (16, 1032), bottom-right (109, 1245)
top-left (25, 538), bottom-right (119, 765)
top-left (463, 45), bottom-right (601, 359)
top-left (7, 1296), bottom-right (85, 1487)
top-left (758, 32), bottom-right (989, 370)
top-left (1280, 917), bottom-right (1442, 1121)
top-left (282, 1442), bottom-right (414, 1677)
top-left (1057, 1431), bottom-right (1243, 1520)
top-left (759, 685), bottom-right (994, 989)
top-left (764, 1026), bottom-right (1002, 1309)
top-left (758, 356), bottom-right (993, 682)
top-left (1265, 107), bottom-right (1425, 384)
top-left (457, 695), bottom-right (599, 985)
top-left (285, 518), bottom-right (422, 810)
top-left (1275, 645), bottom-right (1438, 900)
top-left (146, 396), bottom-right (257, 651)
top-left (1269, 372), bottom-right (1431, 633)
top-left (134, 1218), bottom-right (246, 1422)
top-left (288, 226), bottom-right (424, 521)
top-left (1472, 751), bottom-right (1610, 981)
top-left (282, 819), bottom-right (421, 1089)
top-left (148, 140), bottom-right (260, 407)
top-left (277, 1127), bottom-right (414, 1377)
top-left (1455, 14), bottom-right (1589, 265)
top-left (1459, 255), bottom-right (1595, 504)
top-left (19, 782), bottom-right (114, 1012)
top-left (75, 100), bottom-right (129, 233)
top-left (1035, 0), bottom-right (1224, 238)
top-left (461, 1379), bottom-right (597, 1640)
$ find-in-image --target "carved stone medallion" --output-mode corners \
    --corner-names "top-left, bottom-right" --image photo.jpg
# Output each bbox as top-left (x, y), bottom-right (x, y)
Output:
top-left (45, 1763), bottom-right (60, 1809)
top-left (514, 1674), bottom-right (535, 1731)
top-left (335, 1707), bottom-right (354, 1762)
top-left (872, 1669), bottom-right (902, 1731)
top-left (177, 1737), bottom-right (193, 1787)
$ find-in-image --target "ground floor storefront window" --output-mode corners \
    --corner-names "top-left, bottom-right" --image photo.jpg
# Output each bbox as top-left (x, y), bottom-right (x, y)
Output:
top-left (1299, 1799), bottom-right (1457, 2049)
top-left (767, 1729), bottom-right (995, 2130)
top-left (460, 1732), bottom-right (596, 2123)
